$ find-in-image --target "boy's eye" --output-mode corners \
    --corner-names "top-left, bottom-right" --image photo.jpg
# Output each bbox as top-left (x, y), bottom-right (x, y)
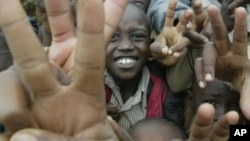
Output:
top-left (204, 100), bottom-right (216, 106)
top-left (131, 34), bottom-right (147, 42)
top-left (230, 103), bottom-right (240, 109)
top-left (110, 33), bottom-right (120, 42)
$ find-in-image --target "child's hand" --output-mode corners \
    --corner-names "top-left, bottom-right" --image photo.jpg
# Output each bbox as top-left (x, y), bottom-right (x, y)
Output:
top-left (194, 6), bottom-right (250, 120)
top-left (150, 0), bottom-right (193, 66)
top-left (107, 103), bottom-right (121, 122)
top-left (46, 0), bottom-right (128, 78)
top-left (182, 0), bottom-right (210, 49)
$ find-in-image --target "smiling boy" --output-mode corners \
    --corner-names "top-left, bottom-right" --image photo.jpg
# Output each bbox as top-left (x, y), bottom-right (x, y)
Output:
top-left (105, 3), bottom-right (169, 130)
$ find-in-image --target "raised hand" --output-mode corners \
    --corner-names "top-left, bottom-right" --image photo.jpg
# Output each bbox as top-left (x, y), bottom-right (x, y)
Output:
top-left (182, 0), bottom-right (210, 49)
top-left (189, 103), bottom-right (239, 141)
top-left (0, 0), bottom-right (128, 140)
top-left (150, 0), bottom-right (193, 66)
top-left (46, 0), bottom-right (128, 77)
top-left (194, 6), bottom-right (250, 120)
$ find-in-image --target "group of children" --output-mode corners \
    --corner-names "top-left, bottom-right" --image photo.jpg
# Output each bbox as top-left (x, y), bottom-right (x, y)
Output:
top-left (0, 0), bottom-right (250, 141)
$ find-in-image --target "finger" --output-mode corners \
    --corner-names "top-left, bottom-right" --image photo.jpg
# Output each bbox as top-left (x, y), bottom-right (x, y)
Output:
top-left (0, 68), bottom-right (37, 132)
top-left (189, 103), bottom-right (214, 141)
top-left (10, 129), bottom-right (80, 141)
top-left (49, 61), bottom-right (71, 85)
top-left (104, 0), bottom-right (129, 46)
top-left (232, 7), bottom-right (248, 55)
top-left (72, 0), bottom-right (105, 95)
top-left (228, 0), bottom-right (244, 11)
top-left (176, 9), bottom-right (193, 33)
top-left (182, 30), bottom-right (208, 45)
top-left (203, 42), bottom-right (217, 82)
top-left (0, 0), bottom-right (60, 96)
top-left (192, 0), bottom-right (203, 16)
top-left (45, 0), bottom-right (76, 66)
top-left (210, 111), bottom-right (239, 141)
top-left (207, 5), bottom-right (230, 55)
top-left (168, 38), bottom-right (189, 53)
top-left (150, 40), bottom-right (168, 59)
top-left (194, 58), bottom-right (206, 89)
top-left (164, 0), bottom-right (177, 27)
top-left (108, 116), bottom-right (134, 141)
top-left (240, 74), bottom-right (250, 120)
top-left (172, 48), bottom-right (187, 58)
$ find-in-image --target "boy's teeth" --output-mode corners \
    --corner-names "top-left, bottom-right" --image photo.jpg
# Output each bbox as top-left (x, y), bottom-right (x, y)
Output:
top-left (116, 58), bottom-right (136, 65)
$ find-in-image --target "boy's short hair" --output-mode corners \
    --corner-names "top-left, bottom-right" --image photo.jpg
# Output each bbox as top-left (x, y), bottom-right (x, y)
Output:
top-left (129, 118), bottom-right (186, 140)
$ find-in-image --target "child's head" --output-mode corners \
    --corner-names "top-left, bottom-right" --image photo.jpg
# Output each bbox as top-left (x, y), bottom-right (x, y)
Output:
top-left (106, 3), bottom-right (151, 81)
top-left (129, 118), bottom-right (186, 141)
top-left (188, 78), bottom-right (245, 123)
top-left (35, 0), bottom-right (50, 32)
top-left (129, 0), bottom-right (151, 12)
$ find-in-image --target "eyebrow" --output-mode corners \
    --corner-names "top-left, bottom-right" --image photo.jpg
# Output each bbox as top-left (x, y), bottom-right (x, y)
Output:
top-left (203, 91), bottom-right (224, 97)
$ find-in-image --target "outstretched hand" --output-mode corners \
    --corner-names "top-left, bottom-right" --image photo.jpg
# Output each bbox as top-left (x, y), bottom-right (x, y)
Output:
top-left (150, 0), bottom-right (193, 66)
top-left (0, 0), bottom-right (128, 140)
top-left (194, 6), bottom-right (250, 120)
top-left (189, 103), bottom-right (239, 141)
top-left (46, 0), bottom-right (128, 77)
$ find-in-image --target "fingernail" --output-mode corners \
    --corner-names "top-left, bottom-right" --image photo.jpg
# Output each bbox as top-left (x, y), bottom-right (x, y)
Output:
top-left (173, 52), bottom-right (180, 57)
top-left (205, 73), bottom-right (213, 81)
top-left (168, 50), bottom-right (173, 55)
top-left (203, 37), bottom-right (208, 42)
top-left (199, 81), bottom-right (205, 88)
top-left (13, 134), bottom-right (36, 141)
top-left (162, 47), bottom-right (168, 54)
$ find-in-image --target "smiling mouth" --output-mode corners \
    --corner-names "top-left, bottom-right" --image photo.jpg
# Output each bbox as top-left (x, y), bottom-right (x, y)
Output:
top-left (115, 57), bottom-right (137, 66)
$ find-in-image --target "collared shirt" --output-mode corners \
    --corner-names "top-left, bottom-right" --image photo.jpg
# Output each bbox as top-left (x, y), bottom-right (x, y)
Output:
top-left (105, 67), bottom-right (150, 130)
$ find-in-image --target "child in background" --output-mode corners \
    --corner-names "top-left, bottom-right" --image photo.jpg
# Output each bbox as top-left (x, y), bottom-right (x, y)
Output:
top-left (184, 78), bottom-right (247, 136)
top-left (129, 118), bottom-right (186, 141)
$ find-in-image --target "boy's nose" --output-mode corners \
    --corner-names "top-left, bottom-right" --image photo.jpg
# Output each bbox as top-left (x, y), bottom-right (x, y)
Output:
top-left (118, 38), bottom-right (133, 51)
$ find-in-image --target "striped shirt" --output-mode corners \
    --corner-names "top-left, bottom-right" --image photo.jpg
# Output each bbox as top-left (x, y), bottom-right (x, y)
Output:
top-left (105, 67), bottom-right (150, 130)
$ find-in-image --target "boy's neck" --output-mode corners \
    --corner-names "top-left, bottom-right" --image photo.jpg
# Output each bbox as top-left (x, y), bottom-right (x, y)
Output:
top-left (113, 74), bottom-right (142, 103)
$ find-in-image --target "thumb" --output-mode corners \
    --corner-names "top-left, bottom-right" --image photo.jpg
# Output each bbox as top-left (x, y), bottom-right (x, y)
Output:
top-left (108, 116), bottom-right (134, 141)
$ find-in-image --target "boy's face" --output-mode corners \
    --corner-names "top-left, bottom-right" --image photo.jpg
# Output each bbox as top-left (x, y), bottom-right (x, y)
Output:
top-left (192, 79), bottom-right (245, 123)
top-left (129, 0), bottom-right (151, 12)
top-left (106, 4), bottom-right (151, 81)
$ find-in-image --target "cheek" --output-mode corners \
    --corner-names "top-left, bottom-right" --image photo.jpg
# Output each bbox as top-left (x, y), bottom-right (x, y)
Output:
top-left (137, 42), bottom-right (150, 56)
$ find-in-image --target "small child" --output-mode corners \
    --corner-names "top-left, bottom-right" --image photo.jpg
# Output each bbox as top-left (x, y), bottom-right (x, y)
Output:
top-left (128, 118), bottom-right (186, 141)
top-left (105, 3), bottom-right (171, 130)
top-left (184, 78), bottom-right (247, 136)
